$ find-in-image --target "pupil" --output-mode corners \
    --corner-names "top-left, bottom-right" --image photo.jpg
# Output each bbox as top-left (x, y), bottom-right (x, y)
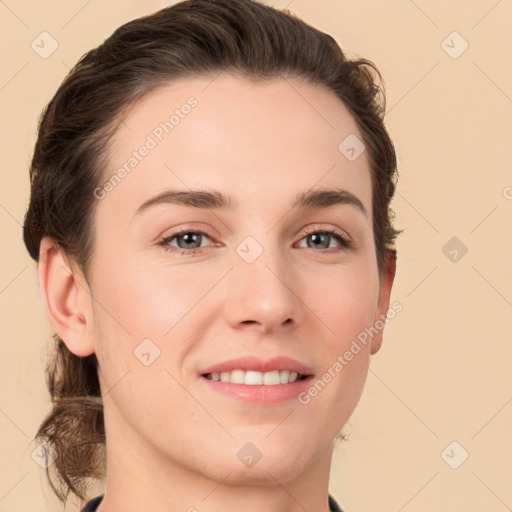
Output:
top-left (309, 233), bottom-right (329, 249)
top-left (178, 233), bottom-right (200, 249)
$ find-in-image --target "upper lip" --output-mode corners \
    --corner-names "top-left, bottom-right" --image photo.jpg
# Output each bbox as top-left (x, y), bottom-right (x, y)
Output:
top-left (200, 356), bottom-right (313, 376)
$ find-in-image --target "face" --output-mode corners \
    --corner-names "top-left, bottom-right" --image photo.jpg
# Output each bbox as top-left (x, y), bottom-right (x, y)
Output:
top-left (82, 74), bottom-right (394, 486)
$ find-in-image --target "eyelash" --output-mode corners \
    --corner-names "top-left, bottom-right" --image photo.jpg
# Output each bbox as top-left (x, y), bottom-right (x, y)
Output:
top-left (158, 227), bottom-right (353, 256)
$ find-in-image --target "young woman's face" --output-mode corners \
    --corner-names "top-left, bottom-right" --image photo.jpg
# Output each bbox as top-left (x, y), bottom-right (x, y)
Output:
top-left (85, 74), bottom-right (394, 485)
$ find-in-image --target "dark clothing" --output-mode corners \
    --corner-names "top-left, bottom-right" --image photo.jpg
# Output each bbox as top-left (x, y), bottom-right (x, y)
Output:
top-left (82, 494), bottom-right (343, 511)
top-left (329, 495), bottom-right (343, 512)
top-left (82, 496), bottom-right (103, 511)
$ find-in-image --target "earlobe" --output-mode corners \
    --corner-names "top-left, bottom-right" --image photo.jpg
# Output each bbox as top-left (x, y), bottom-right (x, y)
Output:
top-left (370, 248), bottom-right (397, 355)
top-left (38, 237), bottom-right (95, 357)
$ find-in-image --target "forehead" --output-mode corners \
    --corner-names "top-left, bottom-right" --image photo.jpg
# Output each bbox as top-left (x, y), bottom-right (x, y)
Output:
top-left (101, 74), bottom-right (372, 218)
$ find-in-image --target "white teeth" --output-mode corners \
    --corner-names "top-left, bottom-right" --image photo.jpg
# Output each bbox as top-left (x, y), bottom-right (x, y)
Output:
top-left (207, 369), bottom-right (304, 385)
top-left (230, 369), bottom-right (245, 384)
top-left (245, 370), bottom-right (263, 385)
top-left (263, 370), bottom-right (280, 385)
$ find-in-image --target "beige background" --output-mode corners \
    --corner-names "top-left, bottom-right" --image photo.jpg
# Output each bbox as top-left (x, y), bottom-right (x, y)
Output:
top-left (1, 0), bottom-right (511, 511)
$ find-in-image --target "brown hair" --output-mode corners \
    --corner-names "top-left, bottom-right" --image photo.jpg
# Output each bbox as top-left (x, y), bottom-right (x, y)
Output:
top-left (23, 0), bottom-right (400, 503)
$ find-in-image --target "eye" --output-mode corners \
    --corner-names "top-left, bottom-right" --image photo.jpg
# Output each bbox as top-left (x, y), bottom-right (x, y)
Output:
top-left (158, 227), bottom-right (352, 256)
top-left (159, 229), bottom-right (214, 255)
top-left (296, 229), bottom-right (352, 251)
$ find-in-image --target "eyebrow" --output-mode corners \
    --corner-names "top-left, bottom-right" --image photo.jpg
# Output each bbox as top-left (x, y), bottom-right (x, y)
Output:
top-left (135, 187), bottom-right (368, 217)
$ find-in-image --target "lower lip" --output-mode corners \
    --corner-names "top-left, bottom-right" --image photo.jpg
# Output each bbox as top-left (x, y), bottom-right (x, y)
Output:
top-left (200, 375), bottom-right (314, 405)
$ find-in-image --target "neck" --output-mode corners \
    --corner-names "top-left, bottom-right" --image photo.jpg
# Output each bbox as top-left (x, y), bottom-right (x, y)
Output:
top-left (97, 404), bottom-right (335, 512)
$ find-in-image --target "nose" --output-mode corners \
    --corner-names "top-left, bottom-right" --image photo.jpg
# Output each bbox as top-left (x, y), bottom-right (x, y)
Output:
top-left (221, 242), bottom-right (304, 335)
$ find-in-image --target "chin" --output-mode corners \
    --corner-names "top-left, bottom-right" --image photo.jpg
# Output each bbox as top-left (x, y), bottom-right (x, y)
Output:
top-left (202, 438), bottom-right (319, 487)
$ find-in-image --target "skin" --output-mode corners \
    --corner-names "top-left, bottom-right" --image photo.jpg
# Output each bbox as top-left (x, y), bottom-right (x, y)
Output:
top-left (39, 74), bottom-right (396, 512)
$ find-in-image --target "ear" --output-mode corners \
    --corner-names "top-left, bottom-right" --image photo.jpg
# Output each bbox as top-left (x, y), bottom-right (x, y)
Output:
top-left (38, 237), bottom-right (95, 357)
top-left (370, 248), bottom-right (397, 355)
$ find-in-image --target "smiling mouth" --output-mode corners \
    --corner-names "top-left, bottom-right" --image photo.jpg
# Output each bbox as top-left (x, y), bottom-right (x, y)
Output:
top-left (202, 369), bottom-right (310, 385)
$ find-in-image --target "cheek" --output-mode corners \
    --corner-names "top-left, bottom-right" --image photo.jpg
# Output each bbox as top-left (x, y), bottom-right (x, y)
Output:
top-left (89, 256), bottom-right (226, 392)
top-left (91, 254), bottom-right (215, 337)
top-left (295, 268), bottom-right (377, 432)
top-left (303, 260), bottom-right (379, 346)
